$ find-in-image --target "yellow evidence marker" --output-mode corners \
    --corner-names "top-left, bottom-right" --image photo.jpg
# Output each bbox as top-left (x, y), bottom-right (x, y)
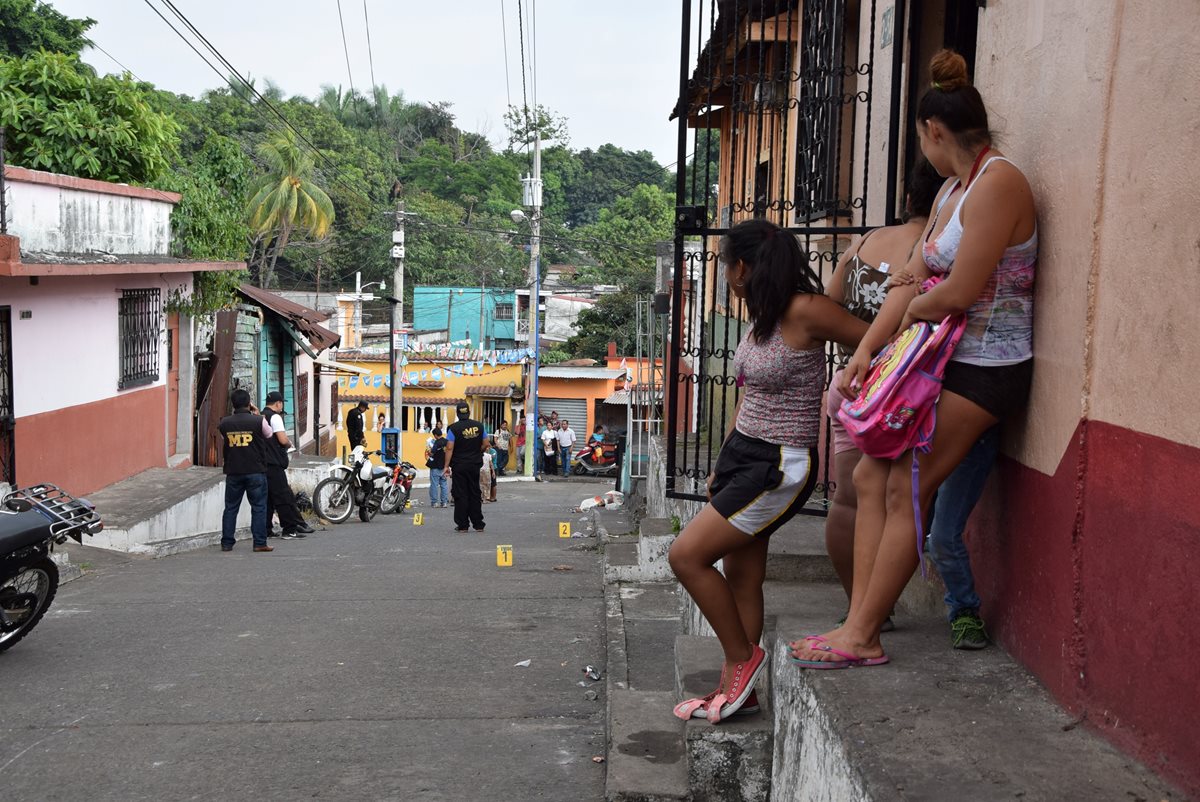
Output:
top-left (413, 513), bottom-right (424, 526)
top-left (496, 545), bottom-right (514, 567)
top-left (558, 522), bottom-right (571, 538)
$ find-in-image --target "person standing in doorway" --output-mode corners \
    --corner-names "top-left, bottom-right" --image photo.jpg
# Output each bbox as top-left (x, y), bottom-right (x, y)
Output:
top-left (493, 421), bottom-right (512, 476)
top-left (444, 402), bottom-right (487, 532)
top-left (218, 388), bottom-right (274, 553)
top-left (346, 400), bottom-right (369, 449)
top-left (262, 391), bottom-right (313, 540)
top-left (425, 426), bottom-right (449, 508)
top-left (557, 420), bottom-right (577, 477)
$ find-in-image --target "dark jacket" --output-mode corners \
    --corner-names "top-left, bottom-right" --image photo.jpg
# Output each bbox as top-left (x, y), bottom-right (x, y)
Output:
top-left (219, 408), bottom-right (270, 475)
top-left (447, 417), bottom-right (486, 469)
top-left (346, 407), bottom-right (366, 445)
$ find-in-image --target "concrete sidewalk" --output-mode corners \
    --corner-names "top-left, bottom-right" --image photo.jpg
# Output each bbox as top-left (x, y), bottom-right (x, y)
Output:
top-left (0, 481), bottom-right (607, 801)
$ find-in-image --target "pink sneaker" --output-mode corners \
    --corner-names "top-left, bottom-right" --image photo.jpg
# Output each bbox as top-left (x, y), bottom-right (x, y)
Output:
top-left (707, 644), bottom-right (767, 724)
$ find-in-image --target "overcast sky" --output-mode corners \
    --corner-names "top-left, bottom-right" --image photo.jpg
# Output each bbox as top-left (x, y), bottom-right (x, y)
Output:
top-left (52, 1), bottom-right (684, 167)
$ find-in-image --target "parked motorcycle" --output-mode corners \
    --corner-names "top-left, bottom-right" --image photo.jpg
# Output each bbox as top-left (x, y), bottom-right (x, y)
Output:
top-left (0, 484), bottom-right (103, 653)
top-left (572, 440), bottom-right (619, 477)
top-left (313, 447), bottom-right (390, 524)
top-left (379, 461), bottom-right (418, 515)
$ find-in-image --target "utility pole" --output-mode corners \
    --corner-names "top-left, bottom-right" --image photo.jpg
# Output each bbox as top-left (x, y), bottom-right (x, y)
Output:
top-left (522, 131), bottom-right (542, 478)
top-left (391, 202), bottom-right (406, 446)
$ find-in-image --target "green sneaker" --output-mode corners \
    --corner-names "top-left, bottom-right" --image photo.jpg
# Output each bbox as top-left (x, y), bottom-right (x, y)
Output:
top-left (950, 611), bottom-right (989, 650)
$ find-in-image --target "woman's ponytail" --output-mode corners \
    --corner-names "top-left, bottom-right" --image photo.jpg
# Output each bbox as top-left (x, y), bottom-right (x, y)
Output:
top-left (722, 219), bottom-right (822, 343)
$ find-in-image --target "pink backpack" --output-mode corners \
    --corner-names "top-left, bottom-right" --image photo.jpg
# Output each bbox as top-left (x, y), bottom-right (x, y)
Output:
top-left (836, 292), bottom-right (966, 570)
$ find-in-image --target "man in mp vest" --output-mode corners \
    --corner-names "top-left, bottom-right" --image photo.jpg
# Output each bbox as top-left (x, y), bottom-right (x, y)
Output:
top-left (218, 388), bottom-right (274, 552)
top-left (443, 402), bottom-right (487, 532)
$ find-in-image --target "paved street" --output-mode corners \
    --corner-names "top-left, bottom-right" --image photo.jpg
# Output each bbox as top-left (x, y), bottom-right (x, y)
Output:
top-left (0, 480), bottom-right (610, 801)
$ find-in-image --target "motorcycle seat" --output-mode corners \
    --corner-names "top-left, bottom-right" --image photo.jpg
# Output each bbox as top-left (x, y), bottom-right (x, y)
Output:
top-left (0, 511), bottom-right (51, 554)
top-left (371, 467), bottom-right (391, 478)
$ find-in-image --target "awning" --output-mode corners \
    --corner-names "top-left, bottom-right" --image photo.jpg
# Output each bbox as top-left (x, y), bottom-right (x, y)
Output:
top-left (238, 284), bottom-right (339, 355)
top-left (314, 355), bottom-right (373, 375)
top-left (604, 387), bottom-right (664, 405)
top-left (466, 385), bottom-right (513, 398)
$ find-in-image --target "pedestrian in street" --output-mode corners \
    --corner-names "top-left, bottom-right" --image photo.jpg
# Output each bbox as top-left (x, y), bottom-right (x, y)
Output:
top-left (557, 419), bottom-right (577, 477)
top-left (444, 402), bottom-right (487, 532)
top-left (346, 400), bottom-right (369, 449)
top-left (480, 438), bottom-right (498, 503)
top-left (262, 391), bottom-right (314, 540)
top-left (493, 420), bottom-right (512, 476)
top-left (218, 388), bottom-right (274, 553)
top-left (534, 415), bottom-right (549, 475)
top-left (514, 418), bottom-right (527, 472)
top-left (540, 420), bottom-right (559, 477)
top-left (425, 426), bottom-right (449, 507)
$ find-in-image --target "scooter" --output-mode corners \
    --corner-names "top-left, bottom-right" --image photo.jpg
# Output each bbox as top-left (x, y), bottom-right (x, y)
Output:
top-left (0, 484), bottom-right (103, 653)
top-left (572, 441), bottom-right (619, 477)
top-left (313, 446), bottom-right (391, 524)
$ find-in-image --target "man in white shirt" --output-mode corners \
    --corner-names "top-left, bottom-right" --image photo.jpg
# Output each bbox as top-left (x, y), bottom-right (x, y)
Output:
top-left (262, 391), bottom-right (313, 539)
top-left (556, 420), bottom-right (577, 477)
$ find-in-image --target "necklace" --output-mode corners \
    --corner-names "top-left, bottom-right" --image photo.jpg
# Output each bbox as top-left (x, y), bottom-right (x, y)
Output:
top-left (965, 145), bottom-right (992, 188)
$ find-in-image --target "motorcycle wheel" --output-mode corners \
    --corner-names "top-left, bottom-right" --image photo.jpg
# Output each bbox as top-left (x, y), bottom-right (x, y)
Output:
top-left (313, 478), bottom-right (354, 524)
top-left (0, 559), bottom-right (58, 653)
top-left (359, 494), bottom-right (380, 523)
top-left (573, 463), bottom-right (586, 475)
top-left (379, 484), bottom-right (403, 515)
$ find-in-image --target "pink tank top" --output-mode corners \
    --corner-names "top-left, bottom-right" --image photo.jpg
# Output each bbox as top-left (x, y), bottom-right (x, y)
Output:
top-left (733, 326), bottom-right (826, 447)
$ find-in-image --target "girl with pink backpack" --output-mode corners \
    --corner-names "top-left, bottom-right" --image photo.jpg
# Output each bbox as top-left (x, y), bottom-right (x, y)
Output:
top-left (669, 219), bottom-right (869, 722)
top-left (790, 50), bottom-right (1037, 669)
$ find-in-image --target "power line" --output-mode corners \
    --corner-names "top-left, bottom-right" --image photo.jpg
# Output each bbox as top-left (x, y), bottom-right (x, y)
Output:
top-left (363, 0), bottom-right (380, 112)
top-left (147, 0), bottom-right (363, 203)
top-left (516, 0), bottom-right (531, 128)
top-left (334, 0), bottom-right (359, 109)
top-left (499, 0), bottom-right (512, 109)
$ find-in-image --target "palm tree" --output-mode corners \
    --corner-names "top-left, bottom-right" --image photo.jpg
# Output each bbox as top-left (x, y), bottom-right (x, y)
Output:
top-left (245, 131), bottom-right (335, 288)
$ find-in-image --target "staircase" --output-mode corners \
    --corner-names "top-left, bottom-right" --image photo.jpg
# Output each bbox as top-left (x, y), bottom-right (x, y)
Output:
top-left (598, 511), bottom-right (1183, 801)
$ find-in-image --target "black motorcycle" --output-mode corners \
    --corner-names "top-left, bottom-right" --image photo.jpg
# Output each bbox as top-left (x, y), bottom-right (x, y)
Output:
top-left (0, 484), bottom-right (102, 653)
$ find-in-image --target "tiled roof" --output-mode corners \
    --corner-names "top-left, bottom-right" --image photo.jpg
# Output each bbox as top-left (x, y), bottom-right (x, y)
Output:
top-left (466, 385), bottom-right (513, 397)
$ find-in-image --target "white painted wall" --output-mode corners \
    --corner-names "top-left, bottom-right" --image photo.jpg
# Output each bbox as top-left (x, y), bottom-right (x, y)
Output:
top-left (6, 179), bottom-right (174, 256)
top-left (0, 273), bottom-right (189, 417)
top-left (544, 296), bottom-right (594, 342)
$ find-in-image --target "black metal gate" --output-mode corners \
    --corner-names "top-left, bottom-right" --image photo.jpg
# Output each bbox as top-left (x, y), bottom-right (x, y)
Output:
top-left (0, 307), bottom-right (15, 487)
top-left (666, 0), bottom-right (911, 508)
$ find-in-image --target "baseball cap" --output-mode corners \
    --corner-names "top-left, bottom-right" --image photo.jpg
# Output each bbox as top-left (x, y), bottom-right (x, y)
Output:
top-left (265, 391), bottom-right (286, 410)
top-left (455, 402), bottom-right (470, 417)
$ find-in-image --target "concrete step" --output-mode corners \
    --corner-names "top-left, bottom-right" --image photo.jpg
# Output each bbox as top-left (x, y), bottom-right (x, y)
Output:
top-left (674, 634), bottom-right (774, 802)
top-left (765, 515), bottom-right (840, 583)
top-left (602, 516), bottom-right (677, 583)
top-left (606, 690), bottom-right (689, 802)
top-left (764, 580), bottom-right (1181, 802)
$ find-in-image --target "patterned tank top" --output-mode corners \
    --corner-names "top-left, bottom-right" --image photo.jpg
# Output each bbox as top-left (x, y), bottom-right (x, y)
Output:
top-left (837, 229), bottom-right (892, 361)
top-left (733, 325), bottom-right (826, 447)
top-left (923, 156), bottom-right (1037, 366)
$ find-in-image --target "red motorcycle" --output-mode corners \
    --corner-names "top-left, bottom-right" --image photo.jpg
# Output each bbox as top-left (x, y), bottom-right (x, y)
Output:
top-left (379, 460), bottom-right (418, 515)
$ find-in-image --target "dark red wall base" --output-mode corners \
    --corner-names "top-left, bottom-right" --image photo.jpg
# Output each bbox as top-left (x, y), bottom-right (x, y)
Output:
top-left (973, 420), bottom-right (1200, 796)
top-left (15, 387), bottom-right (167, 495)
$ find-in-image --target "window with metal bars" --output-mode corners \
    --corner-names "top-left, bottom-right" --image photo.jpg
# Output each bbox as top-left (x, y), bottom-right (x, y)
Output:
top-left (118, 289), bottom-right (162, 390)
top-left (297, 373), bottom-right (309, 436)
top-left (495, 303), bottom-right (515, 321)
top-left (793, 0), bottom-right (847, 222)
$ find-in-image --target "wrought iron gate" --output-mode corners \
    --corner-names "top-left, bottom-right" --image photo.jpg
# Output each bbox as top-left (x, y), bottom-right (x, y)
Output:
top-left (0, 307), bottom-right (15, 488)
top-left (666, 0), bottom-right (911, 508)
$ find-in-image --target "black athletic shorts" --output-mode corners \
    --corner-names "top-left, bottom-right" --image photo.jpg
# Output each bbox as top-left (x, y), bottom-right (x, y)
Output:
top-left (942, 358), bottom-right (1033, 419)
top-left (708, 431), bottom-right (819, 538)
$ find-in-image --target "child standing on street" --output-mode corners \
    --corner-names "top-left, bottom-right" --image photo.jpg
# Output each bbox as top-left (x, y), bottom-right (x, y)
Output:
top-left (480, 439), bottom-right (498, 502)
top-left (668, 219), bottom-right (868, 723)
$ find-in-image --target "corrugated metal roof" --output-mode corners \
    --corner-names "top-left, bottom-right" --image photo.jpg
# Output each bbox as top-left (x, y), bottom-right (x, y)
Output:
top-left (538, 366), bottom-right (627, 380)
top-left (238, 284), bottom-right (339, 352)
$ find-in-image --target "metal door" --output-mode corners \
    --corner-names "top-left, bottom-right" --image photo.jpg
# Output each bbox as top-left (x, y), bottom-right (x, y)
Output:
top-left (666, 0), bottom-right (913, 510)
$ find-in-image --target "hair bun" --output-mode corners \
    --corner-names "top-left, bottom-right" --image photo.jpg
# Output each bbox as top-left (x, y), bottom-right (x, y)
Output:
top-left (930, 49), bottom-right (970, 91)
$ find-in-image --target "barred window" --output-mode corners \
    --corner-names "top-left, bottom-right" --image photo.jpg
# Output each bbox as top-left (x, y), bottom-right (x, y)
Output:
top-left (495, 302), bottom-right (515, 321)
top-left (794, 0), bottom-right (847, 221)
top-left (297, 373), bottom-right (309, 436)
top-left (118, 289), bottom-right (162, 390)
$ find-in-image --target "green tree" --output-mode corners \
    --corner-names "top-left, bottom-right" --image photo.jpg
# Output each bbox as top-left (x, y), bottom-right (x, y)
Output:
top-left (0, 51), bottom-right (179, 183)
top-left (563, 289), bottom-right (640, 361)
top-left (503, 103), bottom-right (570, 151)
top-left (245, 130), bottom-right (335, 288)
top-left (0, 0), bottom-right (93, 58)
top-left (575, 183), bottom-right (673, 293)
top-left (563, 144), bottom-right (673, 228)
